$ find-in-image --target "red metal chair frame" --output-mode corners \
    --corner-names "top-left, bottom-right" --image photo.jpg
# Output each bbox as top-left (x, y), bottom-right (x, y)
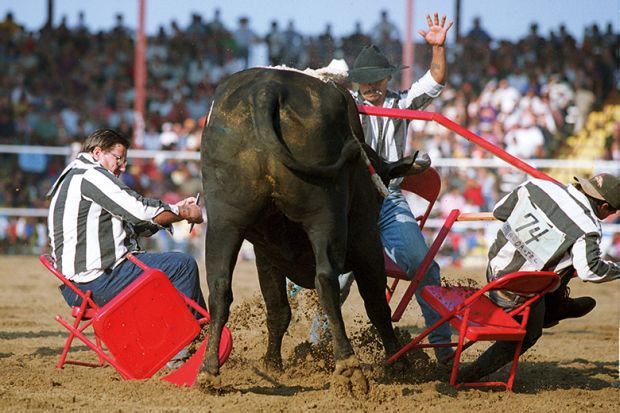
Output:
top-left (385, 271), bottom-right (560, 391)
top-left (40, 254), bottom-right (105, 369)
top-left (41, 253), bottom-right (232, 385)
top-left (384, 167), bottom-right (443, 310)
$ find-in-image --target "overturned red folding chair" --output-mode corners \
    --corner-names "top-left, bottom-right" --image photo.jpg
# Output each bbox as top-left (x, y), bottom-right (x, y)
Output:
top-left (385, 270), bottom-right (560, 391)
top-left (41, 253), bottom-right (233, 387)
top-left (384, 167), bottom-right (445, 314)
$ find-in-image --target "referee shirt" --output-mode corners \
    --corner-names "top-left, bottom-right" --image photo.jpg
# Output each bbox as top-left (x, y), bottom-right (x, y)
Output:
top-left (47, 153), bottom-right (178, 283)
top-left (487, 178), bottom-right (619, 285)
top-left (353, 70), bottom-right (443, 162)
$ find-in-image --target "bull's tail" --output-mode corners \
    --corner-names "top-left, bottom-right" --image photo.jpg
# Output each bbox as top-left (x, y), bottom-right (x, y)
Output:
top-left (251, 83), bottom-right (360, 179)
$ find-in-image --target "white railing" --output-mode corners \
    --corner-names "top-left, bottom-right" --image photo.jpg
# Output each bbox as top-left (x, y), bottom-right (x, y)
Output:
top-left (1, 144), bottom-right (618, 230)
top-left (2, 143), bottom-right (619, 170)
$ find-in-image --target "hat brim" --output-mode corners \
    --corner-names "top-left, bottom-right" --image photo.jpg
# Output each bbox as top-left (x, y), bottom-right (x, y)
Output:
top-left (574, 176), bottom-right (606, 202)
top-left (348, 64), bottom-right (407, 84)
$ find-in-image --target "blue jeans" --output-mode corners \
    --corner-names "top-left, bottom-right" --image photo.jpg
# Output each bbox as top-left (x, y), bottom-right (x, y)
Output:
top-left (380, 189), bottom-right (452, 357)
top-left (61, 252), bottom-right (206, 320)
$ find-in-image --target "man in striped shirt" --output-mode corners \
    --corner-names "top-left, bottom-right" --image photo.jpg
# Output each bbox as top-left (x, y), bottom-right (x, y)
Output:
top-left (348, 13), bottom-right (455, 363)
top-left (460, 173), bottom-right (620, 383)
top-left (47, 129), bottom-right (205, 315)
top-left (305, 14), bottom-right (456, 364)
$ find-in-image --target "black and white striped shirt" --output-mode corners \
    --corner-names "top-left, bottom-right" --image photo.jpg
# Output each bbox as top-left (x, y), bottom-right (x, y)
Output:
top-left (487, 178), bottom-right (619, 284)
top-left (47, 153), bottom-right (178, 282)
top-left (353, 70), bottom-right (443, 162)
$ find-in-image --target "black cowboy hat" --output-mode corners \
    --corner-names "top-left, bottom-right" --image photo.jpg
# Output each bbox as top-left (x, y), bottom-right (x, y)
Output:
top-left (348, 45), bottom-right (408, 84)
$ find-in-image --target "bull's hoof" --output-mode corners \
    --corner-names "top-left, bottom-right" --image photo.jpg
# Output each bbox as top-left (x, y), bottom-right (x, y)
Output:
top-left (263, 356), bottom-right (283, 373)
top-left (331, 356), bottom-right (369, 396)
top-left (387, 356), bottom-right (411, 374)
top-left (197, 371), bottom-right (222, 391)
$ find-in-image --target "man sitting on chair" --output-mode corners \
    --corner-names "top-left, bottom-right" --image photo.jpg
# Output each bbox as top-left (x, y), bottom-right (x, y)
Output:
top-left (460, 173), bottom-right (620, 382)
top-left (46, 129), bottom-right (205, 316)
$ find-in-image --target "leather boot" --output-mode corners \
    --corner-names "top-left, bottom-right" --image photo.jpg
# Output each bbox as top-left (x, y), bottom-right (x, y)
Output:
top-left (543, 284), bottom-right (596, 328)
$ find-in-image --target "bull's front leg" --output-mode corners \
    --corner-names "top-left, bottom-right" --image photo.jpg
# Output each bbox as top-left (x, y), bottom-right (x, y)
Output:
top-left (255, 249), bottom-right (291, 371)
top-left (201, 223), bottom-right (241, 386)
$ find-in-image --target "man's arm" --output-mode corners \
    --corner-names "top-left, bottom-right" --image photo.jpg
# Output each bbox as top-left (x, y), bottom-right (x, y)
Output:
top-left (153, 200), bottom-right (203, 226)
top-left (430, 44), bottom-right (447, 84)
top-left (401, 13), bottom-right (453, 109)
top-left (417, 13), bottom-right (453, 84)
top-left (82, 168), bottom-right (202, 226)
top-left (571, 233), bottom-right (620, 283)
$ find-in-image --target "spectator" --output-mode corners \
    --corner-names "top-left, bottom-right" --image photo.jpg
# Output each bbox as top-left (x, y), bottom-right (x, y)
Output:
top-left (233, 17), bottom-right (259, 69)
top-left (265, 20), bottom-right (286, 66)
top-left (342, 21), bottom-right (371, 67)
top-left (283, 20), bottom-right (304, 68)
top-left (466, 16), bottom-right (491, 45)
top-left (371, 9), bottom-right (400, 47)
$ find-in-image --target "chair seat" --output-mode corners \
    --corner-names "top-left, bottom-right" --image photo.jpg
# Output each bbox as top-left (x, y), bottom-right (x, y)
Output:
top-left (93, 268), bottom-right (200, 379)
top-left (422, 286), bottom-right (526, 341)
top-left (384, 252), bottom-right (409, 280)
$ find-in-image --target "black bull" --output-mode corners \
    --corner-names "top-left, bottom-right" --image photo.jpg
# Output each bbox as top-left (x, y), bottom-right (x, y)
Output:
top-left (200, 68), bottom-right (413, 389)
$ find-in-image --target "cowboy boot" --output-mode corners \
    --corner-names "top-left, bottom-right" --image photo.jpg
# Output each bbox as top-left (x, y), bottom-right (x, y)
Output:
top-left (543, 284), bottom-right (596, 328)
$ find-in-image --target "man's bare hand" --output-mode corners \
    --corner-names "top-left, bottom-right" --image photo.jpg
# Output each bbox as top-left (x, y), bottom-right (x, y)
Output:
top-left (175, 197), bottom-right (198, 207)
top-left (179, 203), bottom-right (204, 224)
top-left (418, 12), bottom-right (453, 47)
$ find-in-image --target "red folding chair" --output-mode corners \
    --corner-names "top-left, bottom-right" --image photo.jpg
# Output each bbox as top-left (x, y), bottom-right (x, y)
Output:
top-left (385, 271), bottom-right (560, 391)
top-left (385, 167), bottom-right (442, 307)
top-left (40, 254), bottom-right (105, 369)
top-left (41, 253), bottom-right (233, 387)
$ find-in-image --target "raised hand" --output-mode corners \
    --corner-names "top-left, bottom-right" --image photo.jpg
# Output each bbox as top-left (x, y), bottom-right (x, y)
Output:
top-left (418, 12), bottom-right (453, 47)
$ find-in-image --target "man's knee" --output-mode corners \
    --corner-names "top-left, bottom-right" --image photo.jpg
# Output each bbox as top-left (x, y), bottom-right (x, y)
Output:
top-left (158, 252), bottom-right (199, 280)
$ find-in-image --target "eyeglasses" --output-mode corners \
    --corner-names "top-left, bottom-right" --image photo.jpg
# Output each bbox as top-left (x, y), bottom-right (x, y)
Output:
top-left (106, 152), bottom-right (127, 167)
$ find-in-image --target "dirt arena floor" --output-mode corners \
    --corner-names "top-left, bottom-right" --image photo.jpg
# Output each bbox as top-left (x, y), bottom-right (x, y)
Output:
top-left (0, 255), bottom-right (618, 412)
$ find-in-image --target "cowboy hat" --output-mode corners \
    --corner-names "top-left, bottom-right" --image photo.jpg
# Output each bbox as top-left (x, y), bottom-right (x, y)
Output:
top-left (348, 45), bottom-right (407, 84)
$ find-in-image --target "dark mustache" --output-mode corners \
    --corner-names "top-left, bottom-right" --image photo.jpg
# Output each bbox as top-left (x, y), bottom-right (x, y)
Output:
top-left (362, 89), bottom-right (383, 96)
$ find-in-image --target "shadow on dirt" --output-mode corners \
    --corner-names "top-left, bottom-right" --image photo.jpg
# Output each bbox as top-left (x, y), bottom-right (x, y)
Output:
top-left (431, 358), bottom-right (617, 394)
top-left (0, 330), bottom-right (64, 340)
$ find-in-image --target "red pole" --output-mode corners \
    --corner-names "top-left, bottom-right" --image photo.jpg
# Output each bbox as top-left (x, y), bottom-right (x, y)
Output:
top-left (356, 105), bottom-right (558, 183)
top-left (133, 0), bottom-right (146, 146)
top-left (401, 0), bottom-right (414, 90)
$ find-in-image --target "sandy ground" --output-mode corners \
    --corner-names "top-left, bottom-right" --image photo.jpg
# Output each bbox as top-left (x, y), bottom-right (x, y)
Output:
top-left (0, 255), bottom-right (618, 412)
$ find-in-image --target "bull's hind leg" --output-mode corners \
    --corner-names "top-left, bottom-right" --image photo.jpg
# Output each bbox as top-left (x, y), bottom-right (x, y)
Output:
top-left (203, 219), bottom-right (244, 379)
top-left (351, 257), bottom-right (401, 357)
top-left (255, 248), bottom-right (290, 371)
top-left (305, 217), bottom-right (369, 395)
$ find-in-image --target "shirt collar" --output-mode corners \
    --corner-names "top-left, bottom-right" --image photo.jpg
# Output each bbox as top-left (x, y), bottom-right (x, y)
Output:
top-left (46, 152), bottom-right (99, 198)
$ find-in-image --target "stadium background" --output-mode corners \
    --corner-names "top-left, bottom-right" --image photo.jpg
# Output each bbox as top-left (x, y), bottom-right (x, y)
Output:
top-left (0, 1), bottom-right (618, 267)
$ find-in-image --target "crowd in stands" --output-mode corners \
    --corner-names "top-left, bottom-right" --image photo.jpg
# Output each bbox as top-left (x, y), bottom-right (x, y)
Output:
top-left (0, 9), bottom-right (618, 259)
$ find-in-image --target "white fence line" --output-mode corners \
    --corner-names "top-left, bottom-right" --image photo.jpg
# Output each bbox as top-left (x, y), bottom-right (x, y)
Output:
top-left (1, 144), bottom-right (618, 171)
top-left (2, 207), bottom-right (618, 234)
top-left (1, 144), bottom-right (618, 234)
